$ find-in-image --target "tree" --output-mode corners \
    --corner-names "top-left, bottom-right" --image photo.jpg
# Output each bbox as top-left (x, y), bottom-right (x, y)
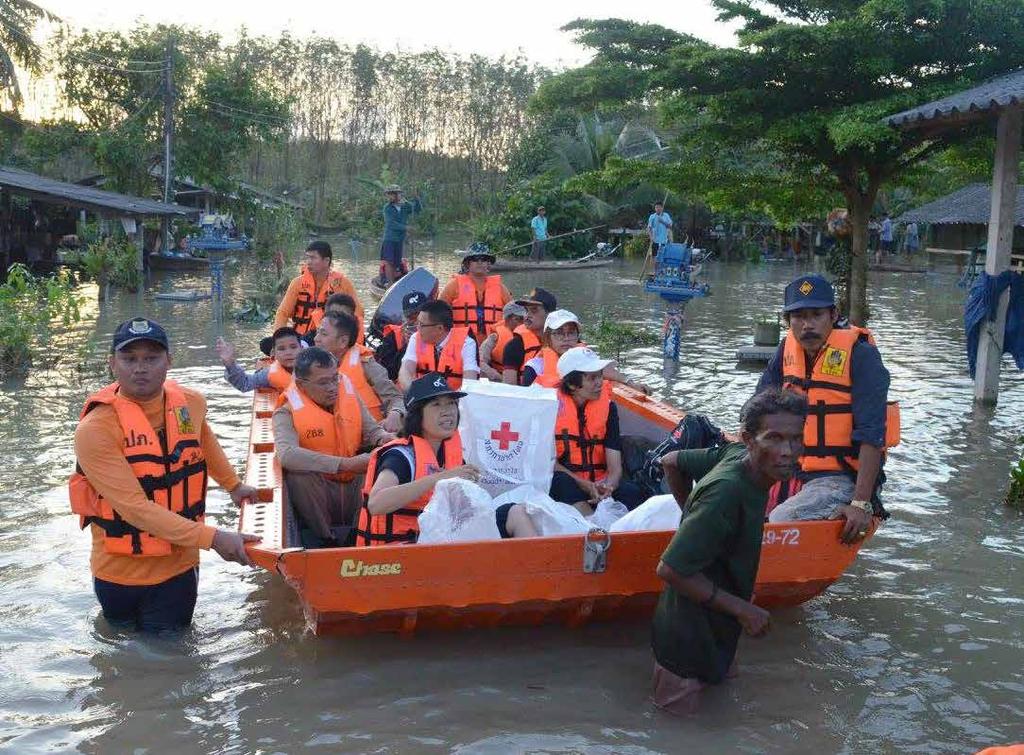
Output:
top-left (539, 4), bottom-right (1024, 322)
top-left (0, 0), bottom-right (58, 110)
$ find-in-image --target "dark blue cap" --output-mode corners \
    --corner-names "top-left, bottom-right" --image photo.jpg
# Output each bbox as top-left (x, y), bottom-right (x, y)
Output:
top-left (112, 318), bottom-right (170, 352)
top-left (402, 291), bottom-right (427, 315)
top-left (404, 372), bottom-right (466, 410)
top-left (783, 275), bottom-right (835, 312)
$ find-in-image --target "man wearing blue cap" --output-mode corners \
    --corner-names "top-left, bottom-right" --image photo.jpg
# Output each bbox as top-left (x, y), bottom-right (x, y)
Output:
top-left (755, 275), bottom-right (894, 542)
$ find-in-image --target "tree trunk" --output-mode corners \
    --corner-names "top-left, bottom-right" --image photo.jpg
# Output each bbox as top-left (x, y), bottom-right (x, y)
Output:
top-left (844, 190), bottom-right (877, 325)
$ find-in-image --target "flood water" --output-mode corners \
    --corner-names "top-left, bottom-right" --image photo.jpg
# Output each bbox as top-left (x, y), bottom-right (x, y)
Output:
top-left (2, 242), bottom-right (1023, 753)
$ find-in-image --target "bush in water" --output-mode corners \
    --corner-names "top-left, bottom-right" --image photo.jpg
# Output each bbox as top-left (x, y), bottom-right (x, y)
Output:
top-left (0, 264), bottom-right (82, 378)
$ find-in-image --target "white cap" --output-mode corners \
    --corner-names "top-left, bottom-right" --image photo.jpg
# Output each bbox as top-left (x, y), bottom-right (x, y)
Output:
top-left (544, 309), bottom-right (580, 332)
top-left (557, 346), bottom-right (612, 378)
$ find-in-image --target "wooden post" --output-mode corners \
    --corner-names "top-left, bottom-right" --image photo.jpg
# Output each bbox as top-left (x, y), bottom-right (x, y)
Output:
top-left (974, 105), bottom-right (1022, 405)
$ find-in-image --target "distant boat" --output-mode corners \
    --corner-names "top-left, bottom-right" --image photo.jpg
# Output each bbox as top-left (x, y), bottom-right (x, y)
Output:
top-left (490, 257), bottom-right (617, 273)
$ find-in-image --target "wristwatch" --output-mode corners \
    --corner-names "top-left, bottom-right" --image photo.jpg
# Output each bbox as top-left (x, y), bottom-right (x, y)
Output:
top-left (850, 499), bottom-right (872, 514)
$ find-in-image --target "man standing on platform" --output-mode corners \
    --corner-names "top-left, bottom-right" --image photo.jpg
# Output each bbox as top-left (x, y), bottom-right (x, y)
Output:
top-left (380, 184), bottom-right (422, 285)
top-left (647, 201), bottom-right (673, 255)
top-left (530, 206), bottom-right (548, 261)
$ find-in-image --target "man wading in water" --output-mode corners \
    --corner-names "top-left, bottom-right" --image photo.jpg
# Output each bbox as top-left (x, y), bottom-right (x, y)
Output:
top-left (651, 388), bottom-right (807, 714)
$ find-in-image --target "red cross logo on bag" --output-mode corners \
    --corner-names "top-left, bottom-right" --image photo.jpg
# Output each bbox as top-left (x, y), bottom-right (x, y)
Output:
top-left (490, 422), bottom-right (520, 450)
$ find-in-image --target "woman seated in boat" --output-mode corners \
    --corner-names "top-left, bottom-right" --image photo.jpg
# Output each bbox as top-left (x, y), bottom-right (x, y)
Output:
top-left (523, 309), bottom-right (650, 394)
top-left (550, 347), bottom-right (647, 512)
top-left (356, 372), bottom-right (538, 545)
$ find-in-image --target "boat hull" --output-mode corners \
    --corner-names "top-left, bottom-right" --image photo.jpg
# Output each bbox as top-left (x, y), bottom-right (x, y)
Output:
top-left (490, 258), bottom-right (615, 273)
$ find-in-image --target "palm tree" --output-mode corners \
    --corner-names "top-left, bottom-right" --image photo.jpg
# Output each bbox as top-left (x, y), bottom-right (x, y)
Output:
top-left (0, 0), bottom-right (59, 110)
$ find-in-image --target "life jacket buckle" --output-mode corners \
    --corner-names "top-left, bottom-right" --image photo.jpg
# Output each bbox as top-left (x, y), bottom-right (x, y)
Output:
top-left (582, 527), bottom-right (611, 573)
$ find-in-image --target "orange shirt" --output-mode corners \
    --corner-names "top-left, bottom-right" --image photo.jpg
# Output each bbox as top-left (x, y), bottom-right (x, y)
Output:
top-left (74, 385), bottom-right (241, 586)
top-left (273, 270), bottom-right (363, 330)
top-left (439, 276), bottom-right (512, 307)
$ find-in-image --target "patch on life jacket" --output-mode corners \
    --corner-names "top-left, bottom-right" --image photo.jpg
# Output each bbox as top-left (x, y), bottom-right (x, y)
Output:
top-left (820, 346), bottom-right (849, 377)
top-left (172, 406), bottom-right (195, 434)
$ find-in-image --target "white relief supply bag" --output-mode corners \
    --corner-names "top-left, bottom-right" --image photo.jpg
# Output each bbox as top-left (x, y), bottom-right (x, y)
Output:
top-left (587, 498), bottom-right (629, 529)
top-left (458, 379), bottom-right (558, 497)
top-left (609, 494), bottom-right (682, 533)
top-left (493, 484), bottom-right (591, 536)
top-left (416, 478), bottom-right (501, 544)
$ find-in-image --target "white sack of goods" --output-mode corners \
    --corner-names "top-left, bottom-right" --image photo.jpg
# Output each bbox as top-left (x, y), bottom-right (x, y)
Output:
top-left (458, 379), bottom-right (558, 497)
top-left (417, 478), bottom-right (501, 544)
top-left (609, 494), bottom-right (682, 533)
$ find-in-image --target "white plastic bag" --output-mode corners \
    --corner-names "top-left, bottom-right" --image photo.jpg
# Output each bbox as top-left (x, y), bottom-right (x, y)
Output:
top-left (458, 379), bottom-right (558, 497)
top-left (609, 494), bottom-right (682, 533)
top-left (493, 484), bottom-right (591, 536)
top-left (587, 498), bottom-right (629, 529)
top-left (416, 478), bottom-right (501, 544)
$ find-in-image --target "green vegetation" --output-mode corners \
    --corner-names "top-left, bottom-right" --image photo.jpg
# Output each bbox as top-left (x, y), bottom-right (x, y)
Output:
top-left (0, 0), bottom-right (58, 110)
top-left (74, 223), bottom-right (142, 296)
top-left (0, 264), bottom-right (82, 378)
top-left (1006, 452), bottom-right (1024, 510)
top-left (591, 316), bottom-right (659, 365)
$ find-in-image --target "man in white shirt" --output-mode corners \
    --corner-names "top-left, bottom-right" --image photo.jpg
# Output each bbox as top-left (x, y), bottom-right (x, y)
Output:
top-left (647, 201), bottom-right (673, 253)
top-left (398, 299), bottom-right (479, 390)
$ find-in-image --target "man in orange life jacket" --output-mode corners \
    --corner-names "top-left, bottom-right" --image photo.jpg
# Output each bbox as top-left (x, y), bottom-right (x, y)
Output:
top-left (308, 292), bottom-right (365, 345)
top-left (478, 301), bottom-right (526, 381)
top-left (500, 287), bottom-right (557, 385)
top-left (398, 299), bottom-right (479, 390)
top-left (438, 242), bottom-right (512, 343)
top-left (273, 347), bottom-right (394, 548)
top-left (314, 311), bottom-right (404, 433)
top-left (216, 327), bottom-right (303, 393)
top-left (756, 274), bottom-right (891, 542)
top-left (71, 318), bottom-right (259, 632)
top-left (273, 241), bottom-right (362, 337)
top-left (375, 290), bottom-right (425, 381)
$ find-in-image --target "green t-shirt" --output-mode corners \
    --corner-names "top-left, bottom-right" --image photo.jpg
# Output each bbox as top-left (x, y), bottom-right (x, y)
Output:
top-left (650, 443), bottom-right (769, 683)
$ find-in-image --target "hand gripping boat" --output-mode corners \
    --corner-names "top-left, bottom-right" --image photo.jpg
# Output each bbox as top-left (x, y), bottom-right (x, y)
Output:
top-left (239, 385), bottom-right (877, 635)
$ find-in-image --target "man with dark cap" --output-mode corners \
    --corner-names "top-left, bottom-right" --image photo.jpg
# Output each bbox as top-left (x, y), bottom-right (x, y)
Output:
top-left (500, 287), bottom-right (557, 385)
top-left (755, 274), bottom-right (896, 542)
top-left (374, 290), bottom-right (426, 381)
top-left (438, 242), bottom-right (512, 343)
top-left (69, 318), bottom-right (260, 632)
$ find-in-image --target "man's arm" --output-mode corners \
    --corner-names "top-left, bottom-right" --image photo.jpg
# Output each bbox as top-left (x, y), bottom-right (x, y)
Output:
top-left (438, 278), bottom-right (459, 304)
top-left (655, 561), bottom-right (769, 637)
top-left (478, 333), bottom-right (501, 380)
top-left (273, 278), bottom-right (299, 329)
top-left (660, 445), bottom-right (735, 509)
top-left (501, 335), bottom-right (525, 385)
top-left (363, 358), bottom-right (404, 418)
top-left (358, 398), bottom-right (393, 451)
top-left (461, 337), bottom-right (480, 381)
top-left (755, 343), bottom-right (785, 394)
top-left (224, 363), bottom-right (270, 393)
top-left (398, 333), bottom-right (419, 390)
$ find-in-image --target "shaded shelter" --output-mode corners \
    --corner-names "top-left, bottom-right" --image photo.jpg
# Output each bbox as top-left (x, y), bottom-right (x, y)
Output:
top-left (896, 183), bottom-right (1024, 255)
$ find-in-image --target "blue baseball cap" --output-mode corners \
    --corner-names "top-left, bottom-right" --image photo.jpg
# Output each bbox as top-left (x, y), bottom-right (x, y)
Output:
top-left (111, 317), bottom-right (170, 352)
top-left (783, 275), bottom-right (835, 312)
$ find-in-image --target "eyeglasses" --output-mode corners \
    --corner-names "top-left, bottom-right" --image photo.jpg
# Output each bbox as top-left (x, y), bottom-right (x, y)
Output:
top-left (298, 375), bottom-right (339, 389)
top-left (418, 321), bottom-right (443, 330)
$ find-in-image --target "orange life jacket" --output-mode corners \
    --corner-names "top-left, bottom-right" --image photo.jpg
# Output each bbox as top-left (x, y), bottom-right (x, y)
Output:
top-left (555, 391), bottom-right (611, 483)
top-left (781, 326), bottom-right (900, 474)
top-left (68, 381), bottom-right (208, 557)
top-left (338, 344), bottom-right (384, 420)
top-left (382, 323), bottom-right (406, 352)
top-left (533, 347), bottom-right (563, 388)
top-left (513, 324), bottom-right (542, 366)
top-left (356, 434), bottom-right (463, 545)
top-left (292, 269), bottom-right (354, 336)
top-left (266, 360), bottom-right (293, 391)
top-left (489, 323), bottom-right (516, 373)
top-left (449, 274), bottom-right (504, 341)
top-left (277, 376), bottom-right (363, 482)
top-left (415, 327), bottom-right (471, 388)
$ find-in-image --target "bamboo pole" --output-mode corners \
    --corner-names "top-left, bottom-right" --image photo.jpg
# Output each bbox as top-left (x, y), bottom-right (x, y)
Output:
top-left (493, 224), bottom-right (606, 256)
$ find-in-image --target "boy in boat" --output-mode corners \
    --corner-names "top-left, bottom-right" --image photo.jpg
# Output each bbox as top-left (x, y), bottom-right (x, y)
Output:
top-left (438, 242), bottom-right (512, 343)
top-left (499, 287), bottom-right (557, 385)
top-left (274, 241), bottom-right (362, 337)
top-left (398, 300), bottom-right (479, 390)
top-left (652, 388), bottom-right (807, 714)
top-left (478, 302), bottom-right (526, 381)
top-left (314, 311), bottom-right (405, 433)
top-left (755, 274), bottom-right (894, 543)
top-left (375, 291), bottom-right (425, 381)
top-left (550, 346), bottom-right (647, 512)
top-left (380, 184), bottom-right (422, 285)
top-left (216, 327), bottom-right (303, 393)
top-left (71, 318), bottom-right (259, 632)
top-left (273, 347), bottom-right (394, 548)
top-left (357, 373), bottom-right (537, 545)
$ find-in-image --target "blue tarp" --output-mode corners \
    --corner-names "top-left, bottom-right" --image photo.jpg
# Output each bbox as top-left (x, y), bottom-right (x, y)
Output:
top-left (965, 271), bottom-right (1024, 377)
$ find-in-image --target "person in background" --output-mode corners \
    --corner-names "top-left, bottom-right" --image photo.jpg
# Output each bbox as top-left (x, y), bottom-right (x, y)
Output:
top-left (905, 221), bottom-right (920, 256)
top-left (314, 311), bottom-right (404, 433)
top-left (880, 212), bottom-right (894, 258)
top-left (438, 243), bottom-right (512, 343)
top-left (273, 347), bottom-right (392, 548)
top-left (309, 292), bottom-right (365, 345)
top-left (357, 373), bottom-right (538, 545)
top-left (550, 347), bottom-right (647, 512)
top-left (530, 205), bottom-right (548, 261)
top-left (274, 241), bottom-right (362, 337)
top-left (380, 184), bottom-right (422, 285)
top-left (651, 388), bottom-right (807, 715)
top-left (216, 327), bottom-right (302, 393)
top-left (500, 287), bottom-right (557, 385)
top-left (375, 291), bottom-right (425, 382)
top-left (478, 301), bottom-right (526, 381)
top-left (756, 275), bottom-right (893, 542)
top-left (70, 318), bottom-right (259, 632)
top-left (398, 300), bottom-right (479, 390)
top-left (647, 201), bottom-right (673, 255)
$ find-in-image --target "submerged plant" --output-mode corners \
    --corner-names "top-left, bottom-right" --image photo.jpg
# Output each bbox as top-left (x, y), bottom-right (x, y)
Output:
top-left (591, 316), bottom-right (659, 365)
top-left (1006, 454), bottom-right (1024, 510)
top-left (0, 264), bottom-right (83, 378)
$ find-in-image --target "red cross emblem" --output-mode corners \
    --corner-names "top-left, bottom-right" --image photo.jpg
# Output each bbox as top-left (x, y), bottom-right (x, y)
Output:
top-left (490, 421), bottom-right (520, 450)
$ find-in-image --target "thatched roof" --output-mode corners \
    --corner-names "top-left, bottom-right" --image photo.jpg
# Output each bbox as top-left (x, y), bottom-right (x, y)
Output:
top-left (886, 69), bottom-right (1024, 131)
top-left (896, 183), bottom-right (1024, 227)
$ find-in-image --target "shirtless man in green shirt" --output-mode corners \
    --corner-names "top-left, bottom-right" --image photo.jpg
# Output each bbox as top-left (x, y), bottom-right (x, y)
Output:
top-left (651, 388), bottom-right (808, 714)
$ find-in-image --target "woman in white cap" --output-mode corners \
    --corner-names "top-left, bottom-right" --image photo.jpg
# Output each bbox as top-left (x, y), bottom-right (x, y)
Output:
top-left (550, 347), bottom-right (647, 512)
top-left (524, 309), bottom-right (650, 394)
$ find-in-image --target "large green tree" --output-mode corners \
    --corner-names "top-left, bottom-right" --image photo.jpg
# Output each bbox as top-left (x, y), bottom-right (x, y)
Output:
top-left (0, 0), bottom-right (57, 110)
top-left (538, 3), bottom-right (1024, 322)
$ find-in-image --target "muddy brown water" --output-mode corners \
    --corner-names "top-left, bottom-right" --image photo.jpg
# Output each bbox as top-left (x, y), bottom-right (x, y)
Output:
top-left (1, 244), bottom-right (1022, 753)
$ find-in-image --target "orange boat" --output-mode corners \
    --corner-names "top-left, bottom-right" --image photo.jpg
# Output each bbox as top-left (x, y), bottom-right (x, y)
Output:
top-left (239, 384), bottom-right (876, 635)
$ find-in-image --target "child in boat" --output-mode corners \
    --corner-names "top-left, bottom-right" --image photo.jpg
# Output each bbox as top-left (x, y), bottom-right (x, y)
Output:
top-left (523, 309), bottom-right (651, 394)
top-left (356, 372), bottom-right (538, 545)
top-left (550, 347), bottom-right (648, 512)
top-left (216, 327), bottom-right (303, 392)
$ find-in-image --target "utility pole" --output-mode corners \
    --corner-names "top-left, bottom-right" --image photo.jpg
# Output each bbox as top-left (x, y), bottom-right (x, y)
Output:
top-left (161, 35), bottom-right (175, 258)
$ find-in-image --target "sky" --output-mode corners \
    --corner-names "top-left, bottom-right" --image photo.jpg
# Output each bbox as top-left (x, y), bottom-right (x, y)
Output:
top-left (36, 0), bottom-right (741, 69)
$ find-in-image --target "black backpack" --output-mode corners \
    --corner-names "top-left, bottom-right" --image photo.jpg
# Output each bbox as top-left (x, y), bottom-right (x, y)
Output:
top-left (635, 413), bottom-right (726, 496)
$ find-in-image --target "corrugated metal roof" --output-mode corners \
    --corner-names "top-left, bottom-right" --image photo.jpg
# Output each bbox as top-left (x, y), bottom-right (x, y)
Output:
top-left (0, 165), bottom-right (198, 216)
top-left (896, 183), bottom-right (1024, 227)
top-left (886, 68), bottom-right (1024, 129)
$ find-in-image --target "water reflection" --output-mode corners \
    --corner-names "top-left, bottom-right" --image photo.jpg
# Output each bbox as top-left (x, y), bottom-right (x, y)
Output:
top-left (1, 249), bottom-right (1023, 751)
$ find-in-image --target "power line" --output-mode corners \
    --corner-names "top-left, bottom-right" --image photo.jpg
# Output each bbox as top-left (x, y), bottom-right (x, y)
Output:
top-left (200, 98), bottom-right (291, 124)
top-left (1, 23), bottom-right (168, 75)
